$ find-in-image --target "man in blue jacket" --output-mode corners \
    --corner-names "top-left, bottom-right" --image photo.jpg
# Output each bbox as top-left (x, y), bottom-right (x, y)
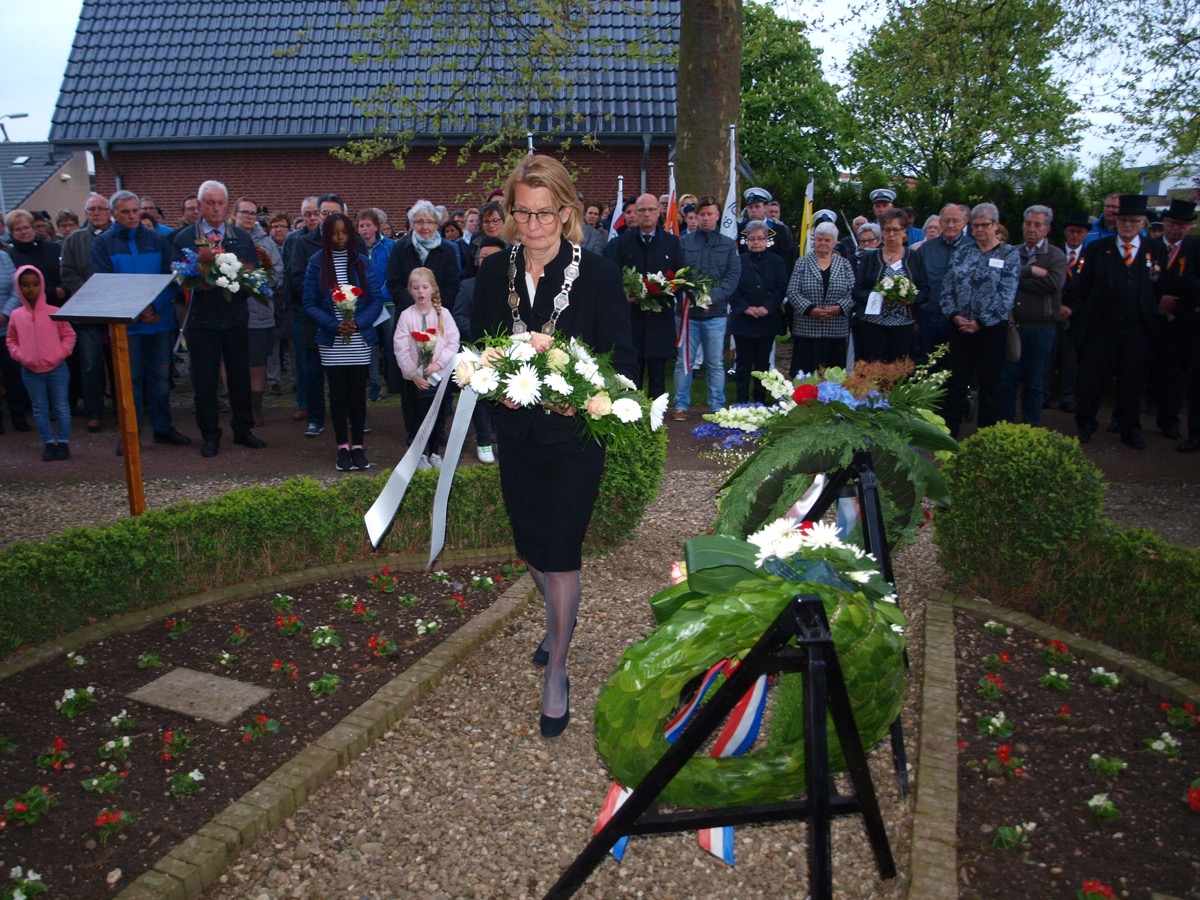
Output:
top-left (92, 190), bottom-right (192, 448)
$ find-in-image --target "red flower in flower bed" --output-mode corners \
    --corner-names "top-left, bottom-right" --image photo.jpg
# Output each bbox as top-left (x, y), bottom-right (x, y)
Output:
top-left (792, 383), bottom-right (818, 406)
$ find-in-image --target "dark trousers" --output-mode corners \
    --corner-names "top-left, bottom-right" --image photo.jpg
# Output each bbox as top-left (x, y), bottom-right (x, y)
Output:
top-left (733, 335), bottom-right (774, 403)
top-left (790, 336), bottom-right (848, 378)
top-left (1153, 315), bottom-right (1186, 432)
top-left (73, 323), bottom-right (108, 420)
top-left (187, 322), bottom-right (254, 442)
top-left (1075, 323), bottom-right (1151, 437)
top-left (325, 363), bottom-right (368, 445)
top-left (0, 335), bottom-right (29, 426)
top-left (402, 379), bottom-right (448, 455)
top-left (944, 322), bottom-right (1007, 438)
top-left (1043, 322), bottom-right (1078, 407)
top-left (914, 309), bottom-right (952, 366)
top-left (852, 319), bottom-right (914, 364)
top-left (636, 356), bottom-right (672, 399)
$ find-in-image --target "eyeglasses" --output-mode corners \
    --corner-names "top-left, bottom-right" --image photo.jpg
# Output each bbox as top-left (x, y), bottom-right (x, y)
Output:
top-left (970, 221), bottom-right (995, 229)
top-left (510, 207), bottom-right (562, 225)
top-left (882, 226), bottom-right (906, 233)
top-left (85, 206), bottom-right (107, 212)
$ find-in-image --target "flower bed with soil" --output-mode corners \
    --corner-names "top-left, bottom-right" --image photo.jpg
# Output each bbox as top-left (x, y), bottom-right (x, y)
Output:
top-left (0, 560), bottom-right (523, 898)
top-left (955, 611), bottom-right (1200, 900)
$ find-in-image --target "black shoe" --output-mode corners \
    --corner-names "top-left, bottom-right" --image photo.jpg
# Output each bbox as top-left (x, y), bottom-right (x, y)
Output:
top-left (532, 618), bottom-right (577, 667)
top-left (539, 680), bottom-right (570, 739)
top-left (232, 432), bottom-right (266, 449)
top-left (1121, 432), bottom-right (1146, 450)
top-left (1077, 424), bottom-right (1096, 444)
top-left (1160, 425), bottom-right (1181, 440)
top-left (42, 443), bottom-right (57, 462)
top-left (201, 439), bottom-right (220, 458)
top-left (362, 423), bottom-right (373, 435)
top-left (351, 447), bottom-right (370, 470)
top-left (336, 447), bottom-right (353, 471)
top-left (1178, 436), bottom-right (1200, 453)
top-left (55, 442), bottom-right (69, 460)
top-left (153, 428), bottom-right (192, 446)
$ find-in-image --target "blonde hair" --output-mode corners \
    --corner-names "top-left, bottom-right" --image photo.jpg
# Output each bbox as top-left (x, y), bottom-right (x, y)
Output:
top-left (501, 155), bottom-right (583, 245)
top-left (409, 266), bottom-right (444, 336)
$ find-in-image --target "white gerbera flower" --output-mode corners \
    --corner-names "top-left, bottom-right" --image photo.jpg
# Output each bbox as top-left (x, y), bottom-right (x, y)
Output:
top-left (614, 373), bottom-right (637, 390)
top-left (611, 397), bottom-right (642, 423)
top-left (469, 367), bottom-right (500, 394)
top-left (508, 340), bottom-right (536, 362)
top-left (797, 519), bottom-right (844, 549)
top-left (649, 393), bottom-right (669, 430)
top-left (749, 516), bottom-right (797, 552)
top-left (544, 373), bottom-right (572, 395)
top-left (504, 363), bottom-right (542, 406)
top-left (848, 570), bottom-right (876, 584)
top-left (574, 358), bottom-right (600, 382)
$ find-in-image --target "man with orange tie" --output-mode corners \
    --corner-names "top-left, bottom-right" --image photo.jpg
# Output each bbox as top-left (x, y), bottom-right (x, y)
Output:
top-left (1073, 195), bottom-right (1166, 449)
top-left (1154, 200), bottom-right (1200, 451)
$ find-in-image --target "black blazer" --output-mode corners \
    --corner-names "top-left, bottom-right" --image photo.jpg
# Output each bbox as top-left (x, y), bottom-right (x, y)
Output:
top-left (171, 223), bottom-right (259, 329)
top-left (728, 250), bottom-right (787, 338)
top-left (610, 227), bottom-right (682, 358)
top-left (851, 248), bottom-right (927, 320)
top-left (1074, 236), bottom-right (1165, 346)
top-left (1157, 235), bottom-right (1200, 317)
top-left (385, 236), bottom-right (461, 315)
top-left (473, 240), bottom-right (637, 444)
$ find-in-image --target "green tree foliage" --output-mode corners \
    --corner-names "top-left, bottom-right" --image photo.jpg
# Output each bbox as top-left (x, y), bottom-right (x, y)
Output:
top-left (844, 0), bottom-right (1082, 186)
top-left (1083, 150), bottom-right (1148, 212)
top-left (739, 2), bottom-right (842, 179)
top-left (330, 0), bottom-right (674, 185)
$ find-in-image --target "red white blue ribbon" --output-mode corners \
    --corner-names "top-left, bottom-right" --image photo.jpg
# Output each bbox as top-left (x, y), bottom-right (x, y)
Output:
top-left (595, 781), bottom-right (633, 860)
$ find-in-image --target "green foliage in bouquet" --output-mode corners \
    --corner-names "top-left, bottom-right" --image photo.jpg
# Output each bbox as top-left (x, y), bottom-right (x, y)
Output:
top-left (935, 423), bottom-right (1105, 594)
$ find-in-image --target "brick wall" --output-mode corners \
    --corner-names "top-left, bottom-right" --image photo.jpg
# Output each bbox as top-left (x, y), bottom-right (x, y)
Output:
top-left (93, 144), bottom-right (674, 226)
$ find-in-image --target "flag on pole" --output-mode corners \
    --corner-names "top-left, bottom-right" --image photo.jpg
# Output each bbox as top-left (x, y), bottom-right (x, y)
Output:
top-left (664, 162), bottom-right (679, 236)
top-left (798, 173), bottom-right (815, 257)
top-left (720, 124), bottom-right (740, 240)
top-left (608, 176), bottom-right (625, 243)
top-left (526, 132), bottom-right (534, 155)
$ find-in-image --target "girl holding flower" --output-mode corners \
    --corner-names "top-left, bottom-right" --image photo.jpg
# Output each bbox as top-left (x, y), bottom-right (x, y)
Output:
top-left (393, 267), bottom-right (459, 468)
top-left (303, 213), bottom-right (383, 472)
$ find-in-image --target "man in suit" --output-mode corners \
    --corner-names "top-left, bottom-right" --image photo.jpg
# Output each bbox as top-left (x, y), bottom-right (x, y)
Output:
top-left (1153, 200), bottom-right (1200, 451)
top-left (998, 205), bottom-right (1067, 427)
top-left (171, 179), bottom-right (266, 457)
top-left (1044, 209), bottom-right (1090, 412)
top-left (1073, 195), bottom-right (1166, 449)
top-left (612, 193), bottom-right (681, 398)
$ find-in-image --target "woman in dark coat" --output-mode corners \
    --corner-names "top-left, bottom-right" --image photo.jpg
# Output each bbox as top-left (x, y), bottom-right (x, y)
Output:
top-left (729, 220), bottom-right (786, 402)
top-left (473, 155), bottom-right (636, 739)
top-left (851, 208), bottom-right (924, 363)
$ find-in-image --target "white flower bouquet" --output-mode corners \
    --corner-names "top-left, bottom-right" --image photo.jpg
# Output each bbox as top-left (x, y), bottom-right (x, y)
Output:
top-left (872, 273), bottom-right (918, 305)
top-left (453, 331), bottom-right (668, 447)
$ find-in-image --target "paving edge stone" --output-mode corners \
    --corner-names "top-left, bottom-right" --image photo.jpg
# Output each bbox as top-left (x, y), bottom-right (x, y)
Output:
top-left (905, 592), bottom-right (1200, 900)
top-left (116, 561), bottom-right (534, 899)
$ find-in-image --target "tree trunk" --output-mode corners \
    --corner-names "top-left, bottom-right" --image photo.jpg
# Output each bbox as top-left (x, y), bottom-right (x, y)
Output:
top-left (676, 0), bottom-right (743, 199)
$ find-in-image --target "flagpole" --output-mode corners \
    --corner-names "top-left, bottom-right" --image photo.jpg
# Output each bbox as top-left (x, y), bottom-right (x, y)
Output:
top-left (609, 175), bottom-right (625, 243)
top-left (526, 132), bottom-right (534, 155)
top-left (720, 124), bottom-right (739, 240)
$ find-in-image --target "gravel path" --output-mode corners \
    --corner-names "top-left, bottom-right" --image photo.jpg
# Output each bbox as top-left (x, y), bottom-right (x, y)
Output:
top-left (202, 468), bottom-right (928, 899)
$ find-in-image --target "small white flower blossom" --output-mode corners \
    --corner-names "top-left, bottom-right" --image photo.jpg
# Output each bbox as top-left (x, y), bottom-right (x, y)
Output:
top-left (189, 769), bottom-right (204, 781)
top-left (614, 373), bottom-right (637, 390)
top-left (611, 397), bottom-right (642, 423)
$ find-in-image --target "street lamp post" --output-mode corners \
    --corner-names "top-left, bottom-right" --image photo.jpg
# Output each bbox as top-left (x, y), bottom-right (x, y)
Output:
top-left (0, 112), bottom-right (30, 217)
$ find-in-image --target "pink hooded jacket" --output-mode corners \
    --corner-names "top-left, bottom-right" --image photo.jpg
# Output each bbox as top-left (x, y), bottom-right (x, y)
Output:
top-left (5, 265), bottom-right (76, 373)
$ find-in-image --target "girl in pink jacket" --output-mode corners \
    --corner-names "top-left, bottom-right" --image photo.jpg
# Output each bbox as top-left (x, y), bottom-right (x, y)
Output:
top-left (393, 267), bottom-right (459, 468)
top-left (6, 265), bottom-right (76, 460)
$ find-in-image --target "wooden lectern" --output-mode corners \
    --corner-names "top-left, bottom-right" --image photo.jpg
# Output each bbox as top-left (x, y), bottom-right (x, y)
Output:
top-left (51, 273), bottom-right (176, 516)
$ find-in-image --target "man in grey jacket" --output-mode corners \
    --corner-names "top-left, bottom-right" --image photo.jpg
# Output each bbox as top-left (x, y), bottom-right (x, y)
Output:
top-left (671, 195), bottom-right (740, 419)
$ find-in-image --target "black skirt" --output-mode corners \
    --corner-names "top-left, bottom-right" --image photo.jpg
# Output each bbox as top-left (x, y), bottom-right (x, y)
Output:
top-left (497, 427), bottom-right (606, 572)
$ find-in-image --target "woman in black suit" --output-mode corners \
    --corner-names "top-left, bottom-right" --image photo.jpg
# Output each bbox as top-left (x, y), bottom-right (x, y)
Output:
top-left (472, 155), bottom-right (636, 738)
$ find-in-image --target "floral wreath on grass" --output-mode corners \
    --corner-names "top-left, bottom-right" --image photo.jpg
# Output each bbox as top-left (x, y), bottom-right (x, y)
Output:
top-left (452, 330), bottom-right (668, 451)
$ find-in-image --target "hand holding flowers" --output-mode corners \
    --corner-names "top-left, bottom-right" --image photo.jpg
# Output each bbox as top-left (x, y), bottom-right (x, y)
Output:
top-left (332, 284), bottom-right (362, 344)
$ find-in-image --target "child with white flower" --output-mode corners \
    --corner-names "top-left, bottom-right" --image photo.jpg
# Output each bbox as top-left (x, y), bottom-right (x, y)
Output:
top-left (394, 267), bottom-right (459, 468)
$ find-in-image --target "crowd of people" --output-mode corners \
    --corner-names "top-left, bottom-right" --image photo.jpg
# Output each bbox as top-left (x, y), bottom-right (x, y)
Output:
top-left (1, 175), bottom-right (1197, 467)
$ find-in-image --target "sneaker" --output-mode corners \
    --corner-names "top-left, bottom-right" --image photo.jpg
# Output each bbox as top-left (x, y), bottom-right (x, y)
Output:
top-left (336, 448), bottom-right (353, 471)
top-left (369, 383), bottom-right (382, 402)
top-left (416, 454), bottom-right (432, 470)
top-left (305, 422), bottom-right (323, 437)
top-left (363, 423), bottom-right (373, 435)
top-left (477, 444), bottom-right (496, 464)
top-left (42, 443), bottom-right (57, 462)
top-left (430, 453), bottom-right (443, 469)
top-left (55, 442), bottom-right (70, 460)
top-left (351, 448), bottom-right (370, 470)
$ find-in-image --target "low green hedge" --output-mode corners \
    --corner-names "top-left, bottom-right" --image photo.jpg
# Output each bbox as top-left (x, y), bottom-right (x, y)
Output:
top-left (0, 426), bottom-right (666, 656)
top-left (936, 423), bottom-right (1200, 681)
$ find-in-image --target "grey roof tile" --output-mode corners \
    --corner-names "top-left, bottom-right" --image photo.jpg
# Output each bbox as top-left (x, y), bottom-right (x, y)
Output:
top-left (50, 0), bottom-right (678, 146)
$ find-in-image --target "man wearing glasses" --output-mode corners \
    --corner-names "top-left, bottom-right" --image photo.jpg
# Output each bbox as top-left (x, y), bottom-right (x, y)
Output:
top-left (60, 193), bottom-right (114, 432)
top-left (913, 203), bottom-right (971, 364)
